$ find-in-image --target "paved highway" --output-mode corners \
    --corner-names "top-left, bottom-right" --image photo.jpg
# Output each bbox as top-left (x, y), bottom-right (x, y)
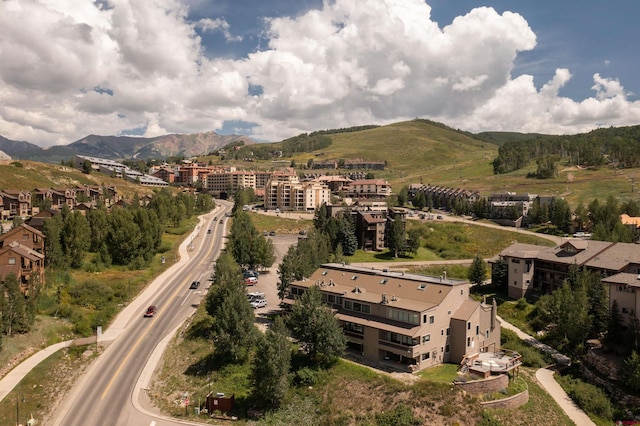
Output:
top-left (50, 201), bottom-right (232, 426)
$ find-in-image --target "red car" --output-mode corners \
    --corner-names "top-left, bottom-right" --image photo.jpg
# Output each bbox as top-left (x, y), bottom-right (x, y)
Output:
top-left (144, 305), bottom-right (157, 317)
top-left (245, 276), bottom-right (258, 286)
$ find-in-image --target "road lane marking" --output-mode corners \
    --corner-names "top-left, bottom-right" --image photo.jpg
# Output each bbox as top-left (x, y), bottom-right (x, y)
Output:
top-left (101, 275), bottom-right (191, 399)
top-left (102, 208), bottom-right (224, 399)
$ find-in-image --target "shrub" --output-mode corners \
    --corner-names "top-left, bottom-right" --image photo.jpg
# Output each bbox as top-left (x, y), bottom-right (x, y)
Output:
top-left (558, 375), bottom-right (613, 420)
top-left (375, 404), bottom-right (421, 426)
top-left (515, 297), bottom-right (528, 310)
top-left (294, 367), bottom-right (323, 386)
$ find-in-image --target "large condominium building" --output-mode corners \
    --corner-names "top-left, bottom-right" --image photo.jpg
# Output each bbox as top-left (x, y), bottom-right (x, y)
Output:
top-left (285, 264), bottom-right (501, 372)
top-left (264, 174), bottom-right (331, 212)
top-left (497, 239), bottom-right (640, 326)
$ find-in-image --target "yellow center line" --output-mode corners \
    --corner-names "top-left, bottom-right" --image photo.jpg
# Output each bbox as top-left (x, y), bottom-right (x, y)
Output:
top-left (100, 285), bottom-right (185, 399)
top-left (100, 217), bottom-right (215, 399)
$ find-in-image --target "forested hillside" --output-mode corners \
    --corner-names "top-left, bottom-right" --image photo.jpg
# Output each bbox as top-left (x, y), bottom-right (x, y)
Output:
top-left (492, 125), bottom-right (640, 174)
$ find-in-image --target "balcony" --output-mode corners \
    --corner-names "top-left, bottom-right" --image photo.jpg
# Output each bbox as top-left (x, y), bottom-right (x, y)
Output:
top-left (378, 339), bottom-right (419, 357)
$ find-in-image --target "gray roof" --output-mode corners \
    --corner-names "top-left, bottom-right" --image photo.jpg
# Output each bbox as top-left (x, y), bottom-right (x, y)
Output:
top-left (535, 240), bottom-right (613, 266)
top-left (584, 242), bottom-right (640, 271)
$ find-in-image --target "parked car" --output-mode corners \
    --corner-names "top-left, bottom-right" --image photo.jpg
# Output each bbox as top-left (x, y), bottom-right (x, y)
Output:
top-left (207, 229), bottom-right (212, 234)
top-left (269, 231), bottom-right (276, 236)
top-left (250, 298), bottom-right (267, 309)
top-left (263, 230), bottom-right (268, 236)
top-left (144, 305), bottom-right (157, 317)
top-left (219, 219), bottom-right (224, 224)
top-left (243, 270), bottom-right (259, 279)
top-left (245, 276), bottom-right (258, 286)
top-left (189, 281), bottom-right (200, 289)
top-left (299, 229), bottom-right (307, 235)
top-left (436, 215), bottom-right (443, 220)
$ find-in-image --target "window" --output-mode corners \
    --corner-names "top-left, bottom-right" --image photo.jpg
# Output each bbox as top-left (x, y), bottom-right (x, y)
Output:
top-left (445, 344), bottom-right (450, 353)
top-left (460, 289), bottom-right (464, 295)
top-left (344, 301), bottom-right (370, 314)
top-left (387, 308), bottom-right (420, 325)
top-left (512, 258), bottom-right (520, 264)
top-left (422, 352), bottom-right (430, 360)
top-left (476, 325), bottom-right (479, 335)
top-left (467, 322), bottom-right (471, 330)
top-left (467, 337), bottom-right (471, 347)
top-left (441, 329), bottom-right (444, 336)
top-left (291, 287), bottom-right (305, 296)
top-left (384, 332), bottom-right (419, 347)
top-left (8, 257), bottom-right (16, 265)
top-left (429, 315), bottom-right (435, 324)
top-left (344, 322), bottom-right (364, 334)
top-left (485, 330), bottom-right (490, 339)
top-left (446, 328), bottom-right (450, 336)
top-left (423, 314), bottom-right (427, 323)
top-left (423, 334), bottom-right (430, 343)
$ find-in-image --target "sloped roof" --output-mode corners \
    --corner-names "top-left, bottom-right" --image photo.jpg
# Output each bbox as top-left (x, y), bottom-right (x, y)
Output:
top-left (452, 299), bottom-right (479, 321)
top-left (293, 263), bottom-right (467, 313)
top-left (585, 242), bottom-right (640, 271)
top-left (498, 243), bottom-right (546, 259)
top-left (535, 240), bottom-right (613, 266)
top-left (601, 272), bottom-right (640, 288)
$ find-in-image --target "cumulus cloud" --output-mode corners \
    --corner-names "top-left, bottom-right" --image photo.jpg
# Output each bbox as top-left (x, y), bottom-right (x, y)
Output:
top-left (0, 0), bottom-right (639, 146)
top-left (197, 18), bottom-right (242, 42)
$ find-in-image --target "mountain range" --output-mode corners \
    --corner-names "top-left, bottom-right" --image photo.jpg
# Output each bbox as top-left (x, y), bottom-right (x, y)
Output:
top-left (0, 132), bottom-right (256, 163)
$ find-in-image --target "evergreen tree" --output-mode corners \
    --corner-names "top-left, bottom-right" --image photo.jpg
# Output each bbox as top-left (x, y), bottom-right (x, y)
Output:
top-left (490, 257), bottom-right (509, 292)
top-left (1, 273), bottom-right (28, 335)
top-left (86, 207), bottom-right (109, 251)
top-left (62, 211), bottom-right (91, 268)
top-left (206, 252), bottom-right (256, 363)
top-left (338, 213), bottom-right (357, 256)
top-left (43, 214), bottom-right (65, 268)
top-left (605, 300), bottom-right (624, 348)
top-left (251, 316), bottom-right (291, 407)
top-left (407, 228), bottom-right (421, 256)
top-left (467, 254), bottom-right (487, 286)
top-left (387, 218), bottom-right (405, 258)
top-left (287, 286), bottom-right (346, 365)
top-left (624, 350), bottom-right (640, 395)
top-left (397, 185), bottom-right (409, 207)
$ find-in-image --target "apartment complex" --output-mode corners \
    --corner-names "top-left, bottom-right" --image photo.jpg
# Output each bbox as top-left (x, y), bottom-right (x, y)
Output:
top-left (285, 263), bottom-right (500, 372)
top-left (497, 239), bottom-right (640, 326)
top-left (264, 170), bottom-right (331, 212)
top-left (0, 224), bottom-right (45, 288)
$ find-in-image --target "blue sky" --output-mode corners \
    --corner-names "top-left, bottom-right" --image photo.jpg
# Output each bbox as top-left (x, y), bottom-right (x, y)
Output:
top-left (1, 0), bottom-right (639, 146)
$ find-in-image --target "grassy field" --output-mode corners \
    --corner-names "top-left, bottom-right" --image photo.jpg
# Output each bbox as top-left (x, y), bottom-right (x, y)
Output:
top-left (246, 211), bottom-right (312, 235)
top-left (348, 220), bottom-right (554, 264)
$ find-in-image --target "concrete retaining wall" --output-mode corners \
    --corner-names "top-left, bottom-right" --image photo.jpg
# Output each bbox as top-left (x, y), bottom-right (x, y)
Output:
top-left (455, 374), bottom-right (509, 394)
top-left (480, 390), bottom-right (529, 409)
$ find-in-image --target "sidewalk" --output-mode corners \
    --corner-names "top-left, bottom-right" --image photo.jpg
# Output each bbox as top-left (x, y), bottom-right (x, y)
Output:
top-left (0, 208), bottom-right (219, 406)
top-left (498, 316), bottom-right (595, 426)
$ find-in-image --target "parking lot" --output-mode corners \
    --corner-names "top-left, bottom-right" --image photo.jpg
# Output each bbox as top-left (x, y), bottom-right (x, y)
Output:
top-left (248, 233), bottom-right (300, 319)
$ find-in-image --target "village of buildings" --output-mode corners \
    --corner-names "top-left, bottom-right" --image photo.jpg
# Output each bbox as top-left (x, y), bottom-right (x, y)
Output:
top-left (2, 153), bottom-right (639, 376)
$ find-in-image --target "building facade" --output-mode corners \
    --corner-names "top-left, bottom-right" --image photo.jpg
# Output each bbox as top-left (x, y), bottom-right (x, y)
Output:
top-left (285, 264), bottom-right (500, 372)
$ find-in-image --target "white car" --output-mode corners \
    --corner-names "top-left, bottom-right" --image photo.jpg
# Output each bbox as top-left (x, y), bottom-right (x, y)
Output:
top-left (250, 298), bottom-right (267, 309)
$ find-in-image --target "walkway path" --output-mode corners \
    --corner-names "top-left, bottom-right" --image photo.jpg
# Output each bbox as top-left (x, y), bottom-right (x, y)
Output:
top-left (498, 317), bottom-right (595, 426)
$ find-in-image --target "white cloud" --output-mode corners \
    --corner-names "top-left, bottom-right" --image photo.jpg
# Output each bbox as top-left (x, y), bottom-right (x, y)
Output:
top-left (0, 0), bottom-right (638, 147)
top-left (197, 17), bottom-right (243, 42)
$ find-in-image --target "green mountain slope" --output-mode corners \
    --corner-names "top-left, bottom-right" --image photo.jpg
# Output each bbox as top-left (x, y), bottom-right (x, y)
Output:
top-left (290, 119), bottom-right (500, 189)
